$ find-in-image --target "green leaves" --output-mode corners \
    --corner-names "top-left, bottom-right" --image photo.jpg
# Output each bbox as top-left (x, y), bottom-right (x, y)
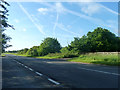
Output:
top-left (0, 0), bottom-right (14, 53)
top-left (38, 37), bottom-right (61, 56)
top-left (19, 37), bottom-right (61, 57)
top-left (65, 27), bottom-right (119, 53)
top-left (10, 27), bottom-right (120, 57)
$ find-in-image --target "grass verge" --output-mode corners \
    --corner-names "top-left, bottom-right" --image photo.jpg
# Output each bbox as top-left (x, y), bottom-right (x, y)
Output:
top-left (1, 53), bottom-right (6, 57)
top-left (5, 52), bottom-right (120, 66)
top-left (68, 53), bottom-right (120, 66)
top-left (4, 53), bottom-right (29, 57)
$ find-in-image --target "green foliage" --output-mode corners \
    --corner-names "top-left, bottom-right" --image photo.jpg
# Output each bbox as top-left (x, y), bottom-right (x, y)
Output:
top-left (2, 33), bottom-right (12, 52)
top-left (66, 27), bottom-right (119, 53)
top-left (60, 46), bottom-right (69, 53)
top-left (26, 46), bottom-right (38, 56)
top-left (7, 27), bottom-right (120, 59)
top-left (37, 37), bottom-right (61, 56)
top-left (0, 0), bottom-right (14, 53)
top-left (19, 48), bottom-right (28, 54)
top-left (86, 27), bottom-right (118, 52)
top-left (68, 53), bottom-right (119, 66)
top-left (60, 47), bottom-right (79, 58)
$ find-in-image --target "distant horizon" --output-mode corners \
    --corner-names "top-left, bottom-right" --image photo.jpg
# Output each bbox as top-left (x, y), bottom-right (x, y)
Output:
top-left (5, 2), bottom-right (118, 51)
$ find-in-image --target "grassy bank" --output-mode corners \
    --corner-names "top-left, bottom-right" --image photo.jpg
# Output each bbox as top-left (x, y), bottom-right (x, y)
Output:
top-left (5, 52), bottom-right (78, 59)
top-left (5, 53), bottom-right (29, 57)
top-left (5, 52), bottom-right (120, 66)
top-left (68, 53), bottom-right (120, 66)
top-left (36, 53), bottom-right (78, 59)
top-left (1, 53), bottom-right (6, 57)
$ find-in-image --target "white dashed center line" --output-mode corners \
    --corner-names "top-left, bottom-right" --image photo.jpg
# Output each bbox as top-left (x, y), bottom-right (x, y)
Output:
top-left (35, 72), bottom-right (43, 76)
top-left (13, 59), bottom-right (60, 85)
top-left (28, 68), bottom-right (34, 71)
top-left (24, 66), bottom-right (28, 69)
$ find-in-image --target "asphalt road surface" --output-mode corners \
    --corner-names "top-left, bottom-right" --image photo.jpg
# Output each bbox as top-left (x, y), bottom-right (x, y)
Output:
top-left (2, 54), bottom-right (119, 88)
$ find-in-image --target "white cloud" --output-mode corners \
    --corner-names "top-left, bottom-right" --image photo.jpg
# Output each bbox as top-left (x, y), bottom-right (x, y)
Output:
top-left (79, 2), bottom-right (101, 16)
top-left (53, 12), bottom-right (59, 36)
top-left (23, 28), bottom-right (27, 32)
top-left (52, 3), bottom-right (65, 36)
top-left (67, 25), bottom-right (72, 29)
top-left (8, 0), bottom-right (119, 2)
top-left (14, 19), bottom-right (19, 23)
top-left (38, 8), bottom-right (48, 15)
top-left (56, 23), bottom-right (80, 36)
top-left (64, 8), bottom-right (106, 26)
top-left (38, 8), bottom-right (48, 12)
top-left (17, 2), bottom-right (46, 35)
top-left (106, 20), bottom-right (118, 35)
top-left (100, 5), bottom-right (118, 15)
top-left (55, 3), bottom-right (65, 13)
top-left (79, 2), bottom-right (118, 16)
top-left (40, 2), bottom-right (117, 36)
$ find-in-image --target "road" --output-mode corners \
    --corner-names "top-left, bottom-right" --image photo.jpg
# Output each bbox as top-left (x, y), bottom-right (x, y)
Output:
top-left (2, 54), bottom-right (119, 88)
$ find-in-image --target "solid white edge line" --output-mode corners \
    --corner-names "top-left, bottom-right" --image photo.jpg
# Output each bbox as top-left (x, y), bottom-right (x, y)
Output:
top-left (35, 72), bottom-right (43, 76)
top-left (48, 78), bottom-right (60, 85)
top-left (80, 67), bottom-right (120, 76)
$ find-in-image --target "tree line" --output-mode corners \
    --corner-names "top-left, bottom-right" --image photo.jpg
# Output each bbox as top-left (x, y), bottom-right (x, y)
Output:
top-left (7, 27), bottom-right (120, 57)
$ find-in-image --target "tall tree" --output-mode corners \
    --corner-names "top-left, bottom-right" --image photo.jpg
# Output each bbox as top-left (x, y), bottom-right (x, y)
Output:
top-left (0, 0), bottom-right (14, 54)
top-left (67, 27), bottom-right (118, 53)
top-left (38, 37), bottom-right (61, 56)
top-left (87, 27), bottom-right (118, 52)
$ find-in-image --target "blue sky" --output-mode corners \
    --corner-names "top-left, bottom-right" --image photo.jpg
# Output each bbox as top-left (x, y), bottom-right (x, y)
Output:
top-left (5, 2), bottom-right (118, 51)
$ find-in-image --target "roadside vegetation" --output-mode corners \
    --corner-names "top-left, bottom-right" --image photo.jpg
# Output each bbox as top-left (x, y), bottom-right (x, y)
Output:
top-left (0, 53), bottom-right (5, 57)
top-left (5, 27), bottom-right (120, 66)
top-left (0, 0), bottom-right (14, 55)
top-left (68, 53), bottom-right (119, 66)
top-left (1, 1), bottom-right (119, 66)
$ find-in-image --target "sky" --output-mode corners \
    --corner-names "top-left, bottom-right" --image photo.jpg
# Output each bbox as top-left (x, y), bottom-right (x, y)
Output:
top-left (4, 1), bottom-right (118, 51)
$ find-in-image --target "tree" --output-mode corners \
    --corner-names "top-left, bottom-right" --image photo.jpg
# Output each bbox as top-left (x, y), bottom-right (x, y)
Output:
top-left (18, 48), bottom-right (28, 54)
top-left (0, 0), bottom-right (14, 54)
top-left (26, 46), bottom-right (39, 56)
top-left (60, 46), bottom-right (69, 53)
top-left (38, 37), bottom-right (61, 56)
top-left (67, 27), bottom-right (118, 53)
top-left (116, 37), bottom-right (120, 51)
top-left (87, 27), bottom-right (118, 52)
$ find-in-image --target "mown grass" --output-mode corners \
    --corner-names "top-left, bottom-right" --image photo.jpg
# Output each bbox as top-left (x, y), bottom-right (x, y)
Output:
top-left (68, 53), bottom-right (120, 66)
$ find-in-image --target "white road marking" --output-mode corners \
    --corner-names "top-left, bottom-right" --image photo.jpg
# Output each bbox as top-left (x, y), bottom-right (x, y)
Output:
top-left (35, 72), bottom-right (43, 76)
top-left (79, 67), bottom-right (120, 76)
top-left (24, 66), bottom-right (28, 69)
top-left (14, 59), bottom-right (60, 85)
top-left (48, 78), bottom-right (60, 85)
top-left (29, 68), bottom-right (34, 71)
top-left (17, 62), bottom-right (20, 64)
